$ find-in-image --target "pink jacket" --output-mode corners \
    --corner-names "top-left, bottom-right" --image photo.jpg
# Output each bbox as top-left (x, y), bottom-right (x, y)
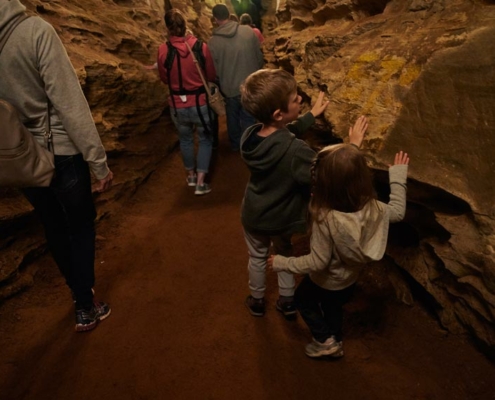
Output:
top-left (252, 27), bottom-right (264, 44)
top-left (157, 35), bottom-right (217, 109)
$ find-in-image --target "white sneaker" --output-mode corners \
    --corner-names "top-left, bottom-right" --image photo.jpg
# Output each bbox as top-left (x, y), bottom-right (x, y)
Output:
top-left (305, 336), bottom-right (341, 358)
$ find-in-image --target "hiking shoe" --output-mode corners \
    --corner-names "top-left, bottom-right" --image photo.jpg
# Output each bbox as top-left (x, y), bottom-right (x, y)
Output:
top-left (186, 175), bottom-right (197, 187)
top-left (75, 301), bottom-right (111, 332)
top-left (305, 336), bottom-right (341, 358)
top-left (195, 183), bottom-right (212, 196)
top-left (276, 298), bottom-right (297, 318)
top-left (245, 295), bottom-right (265, 317)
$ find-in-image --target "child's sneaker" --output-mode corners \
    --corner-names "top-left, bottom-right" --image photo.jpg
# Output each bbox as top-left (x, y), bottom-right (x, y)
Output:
top-left (186, 175), bottom-right (197, 187)
top-left (75, 301), bottom-right (111, 332)
top-left (305, 336), bottom-right (341, 358)
top-left (276, 297), bottom-right (297, 319)
top-left (195, 183), bottom-right (212, 195)
top-left (245, 295), bottom-right (265, 317)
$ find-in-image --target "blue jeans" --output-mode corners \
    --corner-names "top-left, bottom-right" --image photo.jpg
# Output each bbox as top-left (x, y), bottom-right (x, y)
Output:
top-left (225, 95), bottom-right (257, 151)
top-left (295, 276), bottom-right (355, 342)
top-left (170, 104), bottom-right (212, 173)
top-left (22, 154), bottom-right (96, 309)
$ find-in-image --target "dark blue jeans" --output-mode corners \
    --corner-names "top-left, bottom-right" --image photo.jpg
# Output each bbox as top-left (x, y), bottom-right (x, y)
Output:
top-left (23, 154), bottom-right (96, 309)
top-left (295, 276), bottom-right (355, 342)
top-left (225, 95), bottom-right (257, 151)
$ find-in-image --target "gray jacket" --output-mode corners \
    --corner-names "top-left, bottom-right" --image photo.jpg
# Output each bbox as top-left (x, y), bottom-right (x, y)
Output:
top-left (273, 165), bottom-right (409, 290)
top-left (0, 0), bottom-right (109, 179)
top-left (208, 21), bottom-right (263, 98)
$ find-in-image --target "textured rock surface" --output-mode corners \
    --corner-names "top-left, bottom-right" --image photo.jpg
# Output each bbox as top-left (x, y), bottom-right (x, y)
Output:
top-left (266, 0), bottom-right (495, 352)
top-left (1, 0), bottom-right (494, 353)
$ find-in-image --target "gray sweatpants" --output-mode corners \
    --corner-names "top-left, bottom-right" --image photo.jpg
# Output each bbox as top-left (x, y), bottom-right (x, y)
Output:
top-left (243, 229), bottom-right (295, 299)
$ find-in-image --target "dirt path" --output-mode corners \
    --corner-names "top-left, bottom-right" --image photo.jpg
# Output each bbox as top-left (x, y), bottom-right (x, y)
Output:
top-left (1, 124), bottom-right (495, 400)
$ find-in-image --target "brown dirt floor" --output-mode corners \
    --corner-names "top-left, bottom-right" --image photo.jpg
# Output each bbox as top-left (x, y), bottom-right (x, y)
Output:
top-left (1, 120), bottom-right (495, 400)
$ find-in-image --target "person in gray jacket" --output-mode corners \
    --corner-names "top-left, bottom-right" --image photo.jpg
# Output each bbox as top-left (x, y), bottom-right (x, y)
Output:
top-left (0, 0), bottom-right (113, 332)
top-left (208, 3), bottom-right (263, 151)
top-left (268, 146), bottom-right (409, 358)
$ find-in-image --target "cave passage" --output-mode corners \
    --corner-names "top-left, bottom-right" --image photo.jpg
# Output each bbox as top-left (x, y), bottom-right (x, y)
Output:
top-left (1, 119), bottom-right (494, 399)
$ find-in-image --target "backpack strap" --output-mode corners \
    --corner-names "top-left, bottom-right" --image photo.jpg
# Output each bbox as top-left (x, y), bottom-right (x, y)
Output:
top-left (0, 13), bottom-right (30, 55)
top-left (164, 42), bottom-right (179, 116)
top-left (191, 39), bottom-right (206, 72)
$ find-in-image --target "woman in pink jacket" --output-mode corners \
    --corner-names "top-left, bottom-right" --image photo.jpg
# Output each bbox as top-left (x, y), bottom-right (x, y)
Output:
top-left (157, 9), bottom-right (217, 195)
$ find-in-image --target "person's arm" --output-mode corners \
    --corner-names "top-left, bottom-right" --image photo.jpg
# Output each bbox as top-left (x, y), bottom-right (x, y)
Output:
top-left (36, 20), bottom-right (110, 181)
top-left (203, 43), bottom-right (217, 82)
top-left (291, 143), bottom-right (316, 186)
top-left (207, 39), bottom-right (220, 80)
top-left (143, 62), bottom-right (158, 70)
top-left (387, 151), bottom-right (409, 223)
top-left (287, 112), bottom-right (315, 136)
top-left (268, 220), bottom-right (333, 274)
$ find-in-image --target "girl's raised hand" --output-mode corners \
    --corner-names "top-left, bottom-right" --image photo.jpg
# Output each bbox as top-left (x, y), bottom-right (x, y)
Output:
top-left (310, 91), bottom-right (330, 118)
top-left (394, 151), bottom-right (410, 165)
top-left (349, 115), bottom-right (368, 148)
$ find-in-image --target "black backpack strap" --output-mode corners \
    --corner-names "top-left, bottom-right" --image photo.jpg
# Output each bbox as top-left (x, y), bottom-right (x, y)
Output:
top-left (164, 42), bottom-right (180, 116)
top-left (192, 39), bottom-right (206, 72)
top-left (0, 14), bottom-right (30, 55)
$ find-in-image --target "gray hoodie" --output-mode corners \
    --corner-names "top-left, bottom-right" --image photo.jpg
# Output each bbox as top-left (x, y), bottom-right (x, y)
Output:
top-left (208, 20), bottom-right (263, 98)
top-left (0, 0), bottom-right (109, 179)
top-left (273, 165), bottom-right (408, 290)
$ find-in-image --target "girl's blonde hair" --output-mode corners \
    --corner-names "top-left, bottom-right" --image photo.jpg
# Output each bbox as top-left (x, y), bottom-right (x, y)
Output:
top-left (309, 144), bottom-right (376, 221)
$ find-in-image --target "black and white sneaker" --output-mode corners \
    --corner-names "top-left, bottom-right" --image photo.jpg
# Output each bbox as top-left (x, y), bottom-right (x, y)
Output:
top-left (276, 298), bottom-right (297, 319)
top-left (75, 301), bottom-right (111, 332)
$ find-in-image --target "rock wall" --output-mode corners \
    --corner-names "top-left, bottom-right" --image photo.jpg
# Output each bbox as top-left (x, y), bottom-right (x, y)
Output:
top-left (267, 0), bottom-right (495, 353)
top-left (1, 0), bottom-right (494, 354)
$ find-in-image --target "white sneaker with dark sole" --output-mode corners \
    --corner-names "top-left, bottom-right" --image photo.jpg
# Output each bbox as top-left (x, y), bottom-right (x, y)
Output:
top-left (305, 337), bottom-right (341, 358)
top-left (195, 183), bottom-right (212, 195)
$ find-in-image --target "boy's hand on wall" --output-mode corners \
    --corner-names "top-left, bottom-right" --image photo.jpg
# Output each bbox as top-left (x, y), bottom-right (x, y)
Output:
top-left (310, 91), bottom-right (330, 118)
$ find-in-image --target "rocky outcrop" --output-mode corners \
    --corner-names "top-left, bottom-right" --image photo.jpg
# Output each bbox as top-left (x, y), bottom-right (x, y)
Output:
top-left (267, 0), bottom-right (495, 353)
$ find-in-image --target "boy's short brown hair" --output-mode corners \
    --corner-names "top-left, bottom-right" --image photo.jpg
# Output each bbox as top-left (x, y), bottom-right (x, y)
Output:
top-left (241, 69), bottom-right (297, 124)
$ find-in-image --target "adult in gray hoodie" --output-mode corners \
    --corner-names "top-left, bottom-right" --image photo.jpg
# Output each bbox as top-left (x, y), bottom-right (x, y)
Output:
top-left (0, 0), bottom-right (112, 332)
top-left (208, 4), bottom-right (263, 151)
